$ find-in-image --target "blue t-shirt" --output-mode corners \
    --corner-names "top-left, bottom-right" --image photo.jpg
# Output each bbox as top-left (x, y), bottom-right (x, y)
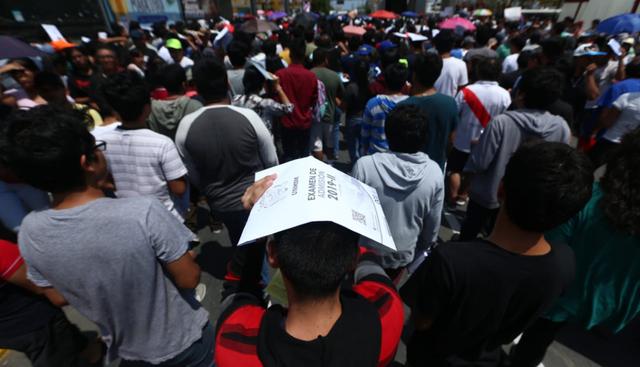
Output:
top-left (398, 93), bottom-right (459, 170)
top-left (597, 78), bottom-right (640, 108)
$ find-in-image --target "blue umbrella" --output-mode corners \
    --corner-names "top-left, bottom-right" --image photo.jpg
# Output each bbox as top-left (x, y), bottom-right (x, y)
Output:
top-left (0, 36), bottom-right (48, 59)
top-left (597, 13), bottom-right (640, 35)
top-left (402, 11), bottom-right (418, 18)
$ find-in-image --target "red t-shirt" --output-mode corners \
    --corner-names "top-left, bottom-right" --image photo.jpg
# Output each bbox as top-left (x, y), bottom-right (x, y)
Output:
top-left (275, 64), bottom-right (318, 130)
top-left (0, 239), bottom-right (23, 282)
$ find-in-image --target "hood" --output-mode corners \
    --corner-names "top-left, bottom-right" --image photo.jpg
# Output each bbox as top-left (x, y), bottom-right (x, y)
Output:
top-left (371, 152), bottom-right (431, 191)
top-left (376, 94), bottom-right (407, 114)
top-left (151, 96), bottom-right (192, 124)
top-left (503, 109), bottom-right (565, 139)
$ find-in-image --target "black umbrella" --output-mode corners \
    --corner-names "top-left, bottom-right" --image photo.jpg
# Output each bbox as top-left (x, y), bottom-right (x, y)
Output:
top-left (292, 12), bottom-right (318, 30)
top-left (0, 36), bottom-right (48, 59)
top-left (239, 19), bottom-right (278, 33)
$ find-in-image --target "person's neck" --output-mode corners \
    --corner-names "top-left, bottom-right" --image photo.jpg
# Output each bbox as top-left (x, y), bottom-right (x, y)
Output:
top-left (487, 209), bottom-right (551, 256)
top-left (120, 119), bottom-right (147, 129)
top-left (411, 84), bottom-right (436, 97)
top-left (285, 290), bottom-right (342, 341)
top-left (204, 97), bottom-right (229, 107)
top-left (440, 51), bottom-right (451, 59)
top-left (52, 185), bottom-right (105, 210)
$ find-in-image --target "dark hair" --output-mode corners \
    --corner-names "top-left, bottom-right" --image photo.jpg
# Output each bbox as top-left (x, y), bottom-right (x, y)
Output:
top-left (600, 129), bottom-right (640, 236)
top-left (261, 39), bottom-right (277, 56)
top-left (540, 37), bottom-right (564, 64)
top-left (474, 57), bottom-right (501, 81)
top-left (508, 36), bottom-right (525, 52)
top-left (289, 37), bottom-right (307, 62)
top-left (227, 41), bottom-right (249, 68)
top-left (518, 67), bottom-right (564, 109)
top-left (433, 32), bottom-right (454, 53)
top-left (34, 71), bottom-right (65, 91)
top-left (476, 26), bottom-right (493, 47)
top-left (312, 47), bottom-right (328, 67)
top-left (413, 53), bottom-right (443, 88)
top-left (158, 64), bottom-right (186, 94)
top-left (503, 142), bottom-right (593, 232)
top-left (517, 50), bottom-right (538, 70)
top-left (0, 106), bottom-right (96, 193)
top-left (193, 58), bottom-right (228, 102)
top-left (273, 222), bottom-right (358, 300)
top-left (386, 104), bottom-right (427, 153)
top-left (625, 57), bottom-right (640, 79)
top-left (379, 47), bottom-right (399, 70)
top-left (101, 72), bottom-right (150, 121)
top-left (384, 62), bottom-right (409, 92)
top-left (94, 44), bottom-right (116, 56)
top-left (304, 28), bottom-right (315, 43)
top-left (242, 66), bottom-right (265, 95)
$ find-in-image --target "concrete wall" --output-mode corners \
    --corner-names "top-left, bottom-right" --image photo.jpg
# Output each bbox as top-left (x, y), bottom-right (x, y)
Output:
top-left (560, 0), bottom-right (638, 27)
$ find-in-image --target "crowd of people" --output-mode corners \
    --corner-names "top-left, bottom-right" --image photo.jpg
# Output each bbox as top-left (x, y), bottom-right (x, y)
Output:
top-left (0, 7), bottom-right (639, 367)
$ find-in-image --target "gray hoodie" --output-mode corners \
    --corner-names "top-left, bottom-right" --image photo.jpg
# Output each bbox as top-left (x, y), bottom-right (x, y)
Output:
top-left (148, 96), bottom-right (203, 140)
top-left (352, 152), bottom-right (444, 269)
top-left (464, 109), bottom-right (571, 209)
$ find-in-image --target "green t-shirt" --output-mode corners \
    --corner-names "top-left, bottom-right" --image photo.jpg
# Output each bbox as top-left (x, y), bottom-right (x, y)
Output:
top-left (312, 67), bottom-right (344, 125)
top-left (398, 93), bottom-right (459, 171)
top-left (544, 184), bottom-right (640, 332)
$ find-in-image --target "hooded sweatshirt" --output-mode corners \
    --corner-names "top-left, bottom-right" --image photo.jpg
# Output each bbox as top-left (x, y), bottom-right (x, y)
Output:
top-left (360, 94), bottom-right (408, 155)
top-left (464, 109), bottom-right (571, 210)
top-left (147, 96), bottom-right (203, 140)
top-left (352, 152), bottom-right (444, 269)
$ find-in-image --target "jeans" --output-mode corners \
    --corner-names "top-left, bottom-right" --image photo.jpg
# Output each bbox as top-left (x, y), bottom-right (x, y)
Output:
top-left (121, 322), bottom-right (215, 367)
top-left (332, 108), bottom-right (342, 158)
top-left (459, 199), bottom-right (499, 241)
top-left (212, 209), bottom-right (270, 285)
top-left (345, 116), bottom-right (362, 163)
top-left (0, 181), bottom-right (50, 232)
top-left (281, 128), bottom-right (310, 162)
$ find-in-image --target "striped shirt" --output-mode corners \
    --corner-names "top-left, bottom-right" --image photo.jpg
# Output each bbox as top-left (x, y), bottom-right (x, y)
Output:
top-left (99, 127), bottom-right (188, 219)
top-left (360, 94), bottom-right (408, 155)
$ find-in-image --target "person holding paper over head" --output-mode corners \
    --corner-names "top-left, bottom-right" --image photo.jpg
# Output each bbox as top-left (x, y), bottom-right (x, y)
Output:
top-left (213, 177), bottom-right (404, 367)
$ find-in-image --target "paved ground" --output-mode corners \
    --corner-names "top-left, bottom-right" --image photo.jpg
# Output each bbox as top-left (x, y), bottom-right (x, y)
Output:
top-left (3, 147), bottom-right (639, 367)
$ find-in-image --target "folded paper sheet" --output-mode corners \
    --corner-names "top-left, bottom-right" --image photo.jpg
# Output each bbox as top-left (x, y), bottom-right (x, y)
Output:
top-left (238, 156), bottom-right (396, 251)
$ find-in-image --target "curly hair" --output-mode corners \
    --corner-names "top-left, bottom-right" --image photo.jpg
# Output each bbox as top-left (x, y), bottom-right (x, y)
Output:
top-left (600, 129), bottom-right (640, 236)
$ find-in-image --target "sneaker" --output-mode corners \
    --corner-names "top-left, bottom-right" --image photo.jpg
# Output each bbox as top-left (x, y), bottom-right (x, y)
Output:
top-left (195, 283), bottom-right (207, 303)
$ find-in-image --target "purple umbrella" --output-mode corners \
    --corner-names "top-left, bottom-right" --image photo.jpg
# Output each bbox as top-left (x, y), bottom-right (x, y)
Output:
top-left (0, 36), bottom-right (48, 59)
top-left (269, 11), bottom-right (287, 21)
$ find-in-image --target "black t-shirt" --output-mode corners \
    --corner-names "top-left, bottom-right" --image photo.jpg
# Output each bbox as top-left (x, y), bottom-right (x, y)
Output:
top-left (401, 239), bottom-right (574, 366)
top-left (344, 82), bottom-right (368, 118)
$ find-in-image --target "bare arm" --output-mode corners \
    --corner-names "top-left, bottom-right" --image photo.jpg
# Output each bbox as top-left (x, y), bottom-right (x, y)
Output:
top-left (596, 107), bottom-right (622, 131)
top-left (584, 64), bottom-right (601, 101)
top-left (168, 176), bottom-right (187, 196)
top-left (7, 264), bottom-right (69, 307)
top-left (164, 252), bottom-right (201, 289)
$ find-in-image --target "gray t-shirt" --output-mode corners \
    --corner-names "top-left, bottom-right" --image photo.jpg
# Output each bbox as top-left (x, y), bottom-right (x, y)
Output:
top-left (18, 197), bottom-right (207, 364)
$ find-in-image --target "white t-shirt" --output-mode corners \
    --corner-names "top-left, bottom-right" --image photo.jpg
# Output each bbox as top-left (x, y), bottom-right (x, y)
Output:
top-left (454, 81), bottom-right (512, 152)
top-left (91, 122), bottom-right (121, 138)
top-left (502, 53), bottom-right (519, 74)
top-left (603, 92), bottom-right (640, 143)
top-left (99, 127), bottom-right (188, 219)
top-left (435, 56), bottom-right (469, 98)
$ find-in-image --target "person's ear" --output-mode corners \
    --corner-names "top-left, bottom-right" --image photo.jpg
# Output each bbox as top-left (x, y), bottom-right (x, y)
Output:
top-left (266, 240), bottom-right (279, 268)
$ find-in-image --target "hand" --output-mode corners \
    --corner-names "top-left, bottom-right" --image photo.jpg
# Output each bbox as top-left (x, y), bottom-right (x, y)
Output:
top-left (242, 174), bottom-right (277, 210)
top-left (0, 63), bottom-right (25, 74)
top-left (585, 63), bottom-right (598, 75)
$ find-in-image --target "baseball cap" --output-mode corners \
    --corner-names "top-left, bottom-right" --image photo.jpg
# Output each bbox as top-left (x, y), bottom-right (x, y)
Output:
top-left (378, 40), bottom-right (397, 51)
top-left (165, 38), bottom-right (182, 50)
top-left (573, 43), bottom-right (606, 57)
top-left (356, 44), bottom-right (374, 56)
top-left (623, 37), bottom-right (636, 46)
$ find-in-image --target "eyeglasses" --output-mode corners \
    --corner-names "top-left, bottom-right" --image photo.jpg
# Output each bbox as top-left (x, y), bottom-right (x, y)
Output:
top-left (94, 141), bottom-right (107, 152)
